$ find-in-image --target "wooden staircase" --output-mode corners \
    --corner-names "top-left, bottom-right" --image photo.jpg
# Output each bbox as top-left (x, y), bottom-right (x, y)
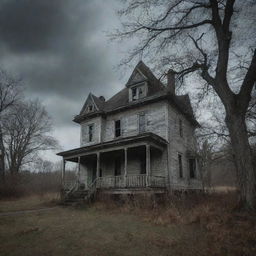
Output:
top-left (62, 179), bottom-right (98, 205)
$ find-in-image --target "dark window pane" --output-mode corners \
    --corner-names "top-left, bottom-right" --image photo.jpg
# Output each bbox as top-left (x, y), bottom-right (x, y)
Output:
top-left (88, 124), bottom-right (94, 142)
top-left (178, 154), bottom-right (183, 178)
top-left (189, 159), bottom-right (196, 178)
top-left (132, 87), bottom-right (137, 100)
top-left (115, 120), bottom-right (121, 137)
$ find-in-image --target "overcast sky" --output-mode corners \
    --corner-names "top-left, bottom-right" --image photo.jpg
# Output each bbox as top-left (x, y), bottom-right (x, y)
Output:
top-left (0, 0), bottom-right (135, 162)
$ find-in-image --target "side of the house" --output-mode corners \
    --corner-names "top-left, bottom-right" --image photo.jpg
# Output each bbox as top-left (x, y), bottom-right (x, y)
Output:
top-left (167, 104), bottom-right (201, 189)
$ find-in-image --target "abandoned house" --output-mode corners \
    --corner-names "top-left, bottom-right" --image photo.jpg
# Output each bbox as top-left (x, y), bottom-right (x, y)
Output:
top-left (57, 61), bottom-right (202, 201)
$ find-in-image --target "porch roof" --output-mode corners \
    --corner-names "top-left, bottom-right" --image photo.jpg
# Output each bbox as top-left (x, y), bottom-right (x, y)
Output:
top-left (57, 132), bottom-right (167, 159)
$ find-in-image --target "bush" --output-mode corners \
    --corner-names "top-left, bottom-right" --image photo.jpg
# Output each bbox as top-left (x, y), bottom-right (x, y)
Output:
top-left (0, 171), bottom-right (67, 198)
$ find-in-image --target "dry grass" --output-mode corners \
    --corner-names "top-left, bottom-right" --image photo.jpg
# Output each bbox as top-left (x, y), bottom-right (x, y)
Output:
top-left (0, 192), bottom-right (255, 256)
top-left (0, 192), bottom-right (60, 213)
top-left (93, 192), bottom-right (256, 256)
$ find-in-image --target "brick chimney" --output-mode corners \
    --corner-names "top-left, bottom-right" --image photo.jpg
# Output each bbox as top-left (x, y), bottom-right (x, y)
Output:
top-left (99, 96), bottom-right (105, 102)
top-left (167, 69), bottom-right (176, 94)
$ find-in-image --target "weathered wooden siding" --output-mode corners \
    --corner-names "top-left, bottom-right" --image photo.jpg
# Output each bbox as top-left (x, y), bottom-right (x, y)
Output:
top-left (103, 101), bottom-right (168, 142)
top-left (167, 104), bottom-right (201, 188)
top-left (151, 148), bottom-right (167, 177)
top-left (80, 117), bottom-right (102, 146)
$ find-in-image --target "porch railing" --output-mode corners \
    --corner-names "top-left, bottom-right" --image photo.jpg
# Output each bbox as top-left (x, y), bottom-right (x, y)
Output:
top-left (63, 175), bottom-right (166, 191)
top-left (97, 175), bottom-right (125, 188)
top-left (95, 174), bottom-right (166, 189)
top-left (149, 176), bottom-right (166, 187)
top-left (126, 174), bottom-right (147, 187)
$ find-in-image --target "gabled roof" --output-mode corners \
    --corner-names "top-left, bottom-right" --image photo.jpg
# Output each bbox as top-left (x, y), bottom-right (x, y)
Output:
top-left (75, 61), bottom-right (199, 127)
top-left (79, 93), bottom-right (105, 115)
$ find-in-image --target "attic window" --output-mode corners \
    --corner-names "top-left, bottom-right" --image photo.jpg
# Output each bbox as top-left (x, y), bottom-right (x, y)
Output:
top-left (87, 105), bottom-right (93, 112)
top-left (130, 83), bottom-right (147, 101)
top-left (132, 88), bottom-right (137, 101)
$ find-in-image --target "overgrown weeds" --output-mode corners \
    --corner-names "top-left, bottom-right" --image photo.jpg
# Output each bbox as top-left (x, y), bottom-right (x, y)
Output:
top-left (92, 191), bottom-right (256, 256)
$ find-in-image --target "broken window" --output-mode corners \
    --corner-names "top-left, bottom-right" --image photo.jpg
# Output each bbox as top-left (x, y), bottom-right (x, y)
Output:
top-left (130, 84), bottom-right (146, 101)
top-left (115, 120), bottom-right (121, 137)
top-left (132, 87), bottom-right (137, 101)
top-left (87, 104), bottom-right (93, 112)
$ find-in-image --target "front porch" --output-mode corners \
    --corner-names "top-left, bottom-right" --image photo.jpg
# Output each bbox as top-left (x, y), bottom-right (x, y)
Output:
top-left (58, 133), bottom-right (169, 194)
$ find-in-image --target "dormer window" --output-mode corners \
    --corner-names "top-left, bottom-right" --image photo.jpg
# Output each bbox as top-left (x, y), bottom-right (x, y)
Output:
top-left (86, 104), bottom-right (94, 113)
top-left (132, 88), bottom-right (137, 101)
top-left (129, 82), bottom-right (147, 102)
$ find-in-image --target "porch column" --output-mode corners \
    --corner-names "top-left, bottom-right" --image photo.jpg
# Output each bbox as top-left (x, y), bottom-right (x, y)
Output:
top-left (124, 148), bottom-right (128, 187)
top-left (146, 144), bottom-right (151, 187)
top-left (96, 152), bottom-right (100, 179)
top-left (62, 158), bottom-right (66, 186)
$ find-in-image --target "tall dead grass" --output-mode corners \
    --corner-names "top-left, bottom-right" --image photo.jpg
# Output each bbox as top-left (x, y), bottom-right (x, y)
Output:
top-left (0, 171), bottom-right (73, 199)
top-left (93, 191), bottom-right (256, 256)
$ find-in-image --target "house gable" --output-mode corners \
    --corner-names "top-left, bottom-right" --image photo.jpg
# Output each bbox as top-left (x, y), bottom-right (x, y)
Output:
top-left (80, 93), bottom-right (99, 115)
top-left (126, 63), bottom-right (150, 102)
top-left (126, 68), bottom-right (147, 87)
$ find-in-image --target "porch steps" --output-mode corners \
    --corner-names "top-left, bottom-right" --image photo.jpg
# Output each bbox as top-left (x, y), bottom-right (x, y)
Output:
top-left (63, 189), bottom-right (88, 205)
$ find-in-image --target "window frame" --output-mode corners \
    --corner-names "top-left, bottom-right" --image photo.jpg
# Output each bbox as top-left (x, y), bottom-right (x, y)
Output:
top-left (115, 119), bottom-right (121, 138)
top-left (131, 87), bottom-right (137, 101)
top-left (129, 82), bottom-right (148, 102)
top-left (88, 124), bottom-right (94, 142)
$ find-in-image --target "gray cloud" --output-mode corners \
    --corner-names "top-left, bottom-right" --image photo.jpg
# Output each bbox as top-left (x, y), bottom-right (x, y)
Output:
top-left (0, 0), bottom-right (127, 158)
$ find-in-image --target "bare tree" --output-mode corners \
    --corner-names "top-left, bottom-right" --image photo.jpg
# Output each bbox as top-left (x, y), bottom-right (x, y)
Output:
top-left (0, 70), bottom-right (21, 182)
top-left (2, 100), bottom-right (58, 174)
top-left (33, 157), bottom-right (54, 173)
top-left (113, 0), bottom-right (256, 208)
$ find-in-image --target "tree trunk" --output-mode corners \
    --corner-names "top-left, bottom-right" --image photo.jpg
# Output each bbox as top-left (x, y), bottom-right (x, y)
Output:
top-left (225, 113), bottom-right (256, 209)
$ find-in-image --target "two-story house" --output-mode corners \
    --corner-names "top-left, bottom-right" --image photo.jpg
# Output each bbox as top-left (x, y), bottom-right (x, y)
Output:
top-left (57, 61), bottom-right (202, 199)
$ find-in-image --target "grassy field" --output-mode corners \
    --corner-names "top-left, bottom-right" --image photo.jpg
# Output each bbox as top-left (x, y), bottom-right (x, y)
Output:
top-left (0, 193), bottom-right (255, 256)
top-left (0, 193), bottom-right (59, 213)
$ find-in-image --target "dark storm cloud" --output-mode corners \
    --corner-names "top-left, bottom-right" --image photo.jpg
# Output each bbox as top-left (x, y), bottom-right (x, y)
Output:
top-left (0, 0), bottom-right (123, 130)
top-left (0, 0), bottom-right (68, 52)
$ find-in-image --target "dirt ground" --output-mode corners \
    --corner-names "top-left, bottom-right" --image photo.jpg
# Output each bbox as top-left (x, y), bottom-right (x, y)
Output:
top-left (0, 193), bottom-right (255, 256)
